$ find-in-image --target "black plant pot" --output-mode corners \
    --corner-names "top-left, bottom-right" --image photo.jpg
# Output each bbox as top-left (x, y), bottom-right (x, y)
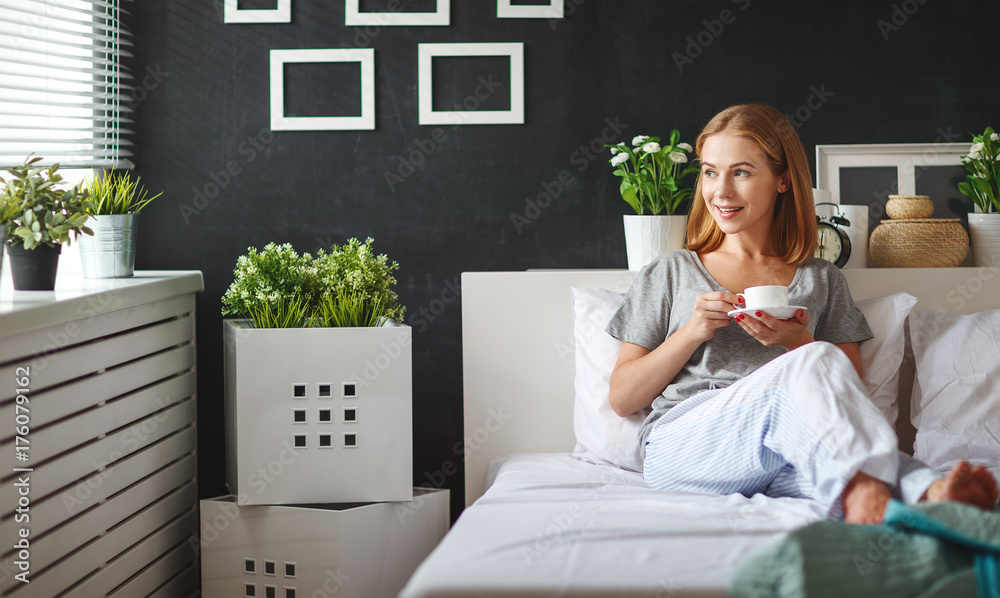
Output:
top-left (8, 243), bottom-right (61, 291)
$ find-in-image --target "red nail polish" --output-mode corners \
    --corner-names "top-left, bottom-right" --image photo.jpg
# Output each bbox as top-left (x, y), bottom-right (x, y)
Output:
top-left (755, 311), bottom-right (762, 317)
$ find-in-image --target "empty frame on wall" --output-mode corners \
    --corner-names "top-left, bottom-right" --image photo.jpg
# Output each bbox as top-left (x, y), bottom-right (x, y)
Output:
top-left (497, 0), bottom-right (563, 19)
top-left (269, 49), bottom-right (375, 131)
top-left (417, 42), bottom-right (525, 126)
top-left (224, 0), bottom-right (291, 23)
top-left (815, 143), bottom-right (972, 204)
top-left (345, 0), bottom-right (450, 26)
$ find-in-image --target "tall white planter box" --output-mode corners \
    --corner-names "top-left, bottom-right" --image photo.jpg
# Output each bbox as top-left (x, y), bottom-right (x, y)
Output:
top-left (224, 320), bottom-right (413, 505)
top-left (200, 489), bottom-right (449, 598)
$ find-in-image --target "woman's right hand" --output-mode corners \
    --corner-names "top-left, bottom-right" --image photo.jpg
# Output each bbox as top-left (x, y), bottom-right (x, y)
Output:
top-left (682, 291), bottom-right (741, 344)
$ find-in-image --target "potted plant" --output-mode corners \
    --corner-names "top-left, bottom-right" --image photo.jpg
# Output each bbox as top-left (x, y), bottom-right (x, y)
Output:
top-left (0, 187), bottom-right (21, 281)
top-left (1, 156), bottom-right (93, 290)
top-left (220, 238), bottom-right (413, 505)
top-left (608, 131), bottom-right (699, 270)
top-left (79, 171), bottom-right (162, 278)
top-left (959, 126), bottom-right (1000, 267)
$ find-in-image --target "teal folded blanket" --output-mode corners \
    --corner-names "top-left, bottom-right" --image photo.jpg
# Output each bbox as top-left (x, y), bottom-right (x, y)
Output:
top-left (730, 500), bottom-right (1000, 598)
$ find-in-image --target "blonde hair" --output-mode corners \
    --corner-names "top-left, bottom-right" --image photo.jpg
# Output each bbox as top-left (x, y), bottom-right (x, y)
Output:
top-left (685, 103), bottom-right (817, 265)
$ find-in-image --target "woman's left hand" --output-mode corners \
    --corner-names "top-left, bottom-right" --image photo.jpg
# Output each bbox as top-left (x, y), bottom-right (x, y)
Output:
top-left (733, 309), bottom-right (813, 350)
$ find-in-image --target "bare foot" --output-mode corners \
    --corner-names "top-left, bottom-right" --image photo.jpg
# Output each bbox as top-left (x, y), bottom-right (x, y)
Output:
top-left (922, 461), bottom-right (1000, 510)
top-left (842, 471), bottom-right (892, 524)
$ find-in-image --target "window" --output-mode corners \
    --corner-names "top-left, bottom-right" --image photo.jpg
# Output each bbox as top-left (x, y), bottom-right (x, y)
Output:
top-left (0, 0), bottom-right (135, 169)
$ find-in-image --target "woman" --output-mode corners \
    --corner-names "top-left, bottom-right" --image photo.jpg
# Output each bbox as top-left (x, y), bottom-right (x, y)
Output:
top-left (607, 103), bottom-right (997, 523)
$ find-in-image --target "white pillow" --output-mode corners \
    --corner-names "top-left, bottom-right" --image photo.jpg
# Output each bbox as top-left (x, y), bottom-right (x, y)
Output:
top-left (569, 288), bottom-right (915, 472)
top-left (909, 308), bottom-right (1000, 471)
top-left (570, 287), bottom-right (646, 472)
top-left (855, 292), bottom-right (919, 426)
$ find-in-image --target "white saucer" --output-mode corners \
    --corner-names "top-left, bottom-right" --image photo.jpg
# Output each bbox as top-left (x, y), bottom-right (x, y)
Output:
top-left (727, 305), bottom-right (808, 320)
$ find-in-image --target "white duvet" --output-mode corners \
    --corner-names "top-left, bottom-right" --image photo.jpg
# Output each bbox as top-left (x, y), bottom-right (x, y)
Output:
top-left (401, 453), bottom-right (828, 598)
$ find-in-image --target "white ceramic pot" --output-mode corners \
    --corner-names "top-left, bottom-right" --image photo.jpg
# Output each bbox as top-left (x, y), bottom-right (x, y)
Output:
top-left (623, 214), bottom-right (688, 271)
top-left (968, 212), bottom-right (1000, 268)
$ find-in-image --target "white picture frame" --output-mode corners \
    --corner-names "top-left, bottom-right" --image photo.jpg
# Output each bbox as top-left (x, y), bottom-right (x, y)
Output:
top-left (497, 0), bottom-right (563, 19)
top-left (269, 48), bottom-right (375, 131)
top-left (345, 0), bottom-right (450, 26)
top-left (224, 0), bottom-right (291, 23)
top-left (417, 42), bottom-right (525, 126)
top-left (815, 142), bottom-right (971, 204)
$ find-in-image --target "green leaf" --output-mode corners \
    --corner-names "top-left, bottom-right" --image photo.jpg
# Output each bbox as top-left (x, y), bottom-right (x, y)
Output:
top-left (670, 130), bottom-right (680, 146)
top-left (621, 185), bottom-right (641, 214)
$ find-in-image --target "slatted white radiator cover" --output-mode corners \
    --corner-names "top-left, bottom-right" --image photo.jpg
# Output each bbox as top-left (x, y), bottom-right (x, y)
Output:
top-left (0, 271), bottom-right (203, 597)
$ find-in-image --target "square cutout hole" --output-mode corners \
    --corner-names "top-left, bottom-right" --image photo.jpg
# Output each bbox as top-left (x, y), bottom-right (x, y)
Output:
top-left (245, 583), bottom-right (257, 597)
top-left (244, 557), bottom-right (256, 574)
top-left (292, 384), bottom-right (307, 398)
top-left (319, 434), bottom-right (332, 448)
top-left (318, 383), bottom-right (332, 397)
top-left (344, 383), bottom-right (357, 398)
top-left (344, 433), bottom-right (358, 448)
top-left (265, 586), bottom-right (277, 598)
top-left (343, 407), bottom-right (357, 423)
top-left (284, 562), bottom-right (296, 578)
top-left (318, 409), bottom-right (332, 423)
top-left (264, 561), bottom-right (276, 576)
top-left (293, 434), bottom-right (307, 449)
top-left (293, 409), bottom-right (307, 423)
top-left (285, 588), bottom-right (297, 598)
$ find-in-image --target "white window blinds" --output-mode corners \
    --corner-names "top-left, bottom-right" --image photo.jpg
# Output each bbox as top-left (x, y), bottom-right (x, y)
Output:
top-left (0, 0), bottom-right (134, 169)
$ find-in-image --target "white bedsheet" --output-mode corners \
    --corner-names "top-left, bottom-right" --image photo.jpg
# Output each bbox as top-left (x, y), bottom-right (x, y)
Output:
top-left (401, 453), bottom-right (827, 598)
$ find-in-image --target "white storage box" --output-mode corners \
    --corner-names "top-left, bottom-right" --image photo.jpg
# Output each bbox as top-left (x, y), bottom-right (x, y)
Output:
top-left (223, 320), bottom-right (413, 505)
top-left (199, 489), bottom-right (449, 598)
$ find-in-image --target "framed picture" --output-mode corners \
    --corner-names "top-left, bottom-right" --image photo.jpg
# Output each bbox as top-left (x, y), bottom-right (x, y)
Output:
top-left (497, 0), bottom-right (563, 19)
top-left (417, 42), bottom-right (524, 126)
top-left (224, 0), bottom-right (291, 23)
top-left (345, 0), bottom-right (450, 26)
top-left (269, 49), bottom-right (375, 131)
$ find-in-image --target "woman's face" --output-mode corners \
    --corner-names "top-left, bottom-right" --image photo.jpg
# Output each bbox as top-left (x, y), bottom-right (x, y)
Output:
top-left (700, 133), bottom-right (788, 241)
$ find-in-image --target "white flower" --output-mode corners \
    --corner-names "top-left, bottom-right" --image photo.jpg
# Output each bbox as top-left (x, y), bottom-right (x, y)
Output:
top-left (969, 150), bottom-right (983, 161)
top-left (642, 142), bottom-right (661, 154)
top-left (610, 153), bottom-right (629, 166)
top-left (632, 135), bottom-right (649, 146)
top-left (677, 142), bottom-right (693, 152)
top-left (610, 147), bottom-right (620, 155)
top-left (991, 133), bottom-right (999, 141)
top-left (668, 152), bottom-right (688, 163)
top-left (970, 142), bottom-right (985, 155)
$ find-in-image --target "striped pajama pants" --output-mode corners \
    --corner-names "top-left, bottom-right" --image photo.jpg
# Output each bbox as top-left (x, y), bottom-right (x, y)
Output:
top-left (643, 341), bottom-right (941, 519)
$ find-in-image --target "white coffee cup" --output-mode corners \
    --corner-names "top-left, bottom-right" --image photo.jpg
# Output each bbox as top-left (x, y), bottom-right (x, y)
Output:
top-left (736, 285), bottom-right (788, 309)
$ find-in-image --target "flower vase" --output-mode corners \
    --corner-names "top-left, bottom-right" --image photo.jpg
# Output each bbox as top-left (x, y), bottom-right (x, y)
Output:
top-left (623, 214), bottom-right (688, 271)
top-left (968, 212), bottom-right (1000, 268)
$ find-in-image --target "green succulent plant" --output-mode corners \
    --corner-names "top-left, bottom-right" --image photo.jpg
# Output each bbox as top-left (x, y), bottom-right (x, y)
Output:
top-left (1, 155), bottom-right (94, 249)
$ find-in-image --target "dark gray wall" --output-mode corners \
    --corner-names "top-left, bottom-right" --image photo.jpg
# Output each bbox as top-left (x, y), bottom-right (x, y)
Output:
top-left (127, 0), bottom-right (1000, 519)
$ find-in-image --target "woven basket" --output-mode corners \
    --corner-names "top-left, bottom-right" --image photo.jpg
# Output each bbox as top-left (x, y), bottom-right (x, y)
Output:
top-left (869, 218), bottom-right (969, 268)
top-left (886, 195), bottom-right (934, 219)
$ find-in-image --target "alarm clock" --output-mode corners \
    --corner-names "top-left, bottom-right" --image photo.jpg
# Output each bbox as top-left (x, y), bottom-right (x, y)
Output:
top-left (814, 202), bottom-right (852, 268)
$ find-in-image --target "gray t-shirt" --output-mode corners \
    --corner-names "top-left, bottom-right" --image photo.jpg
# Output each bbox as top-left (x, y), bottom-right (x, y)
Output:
top-left (606, 249), bottom-right (873, 449)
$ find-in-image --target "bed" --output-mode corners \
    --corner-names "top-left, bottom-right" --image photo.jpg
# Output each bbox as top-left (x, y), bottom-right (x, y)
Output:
top-left (401, 267), bottom-right (1000, 598)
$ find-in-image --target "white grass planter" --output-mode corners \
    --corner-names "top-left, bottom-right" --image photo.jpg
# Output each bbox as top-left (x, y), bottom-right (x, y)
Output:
top-left (223, 320), bottom-right (413, 505)
top-left (200, 489), bottom-right (449, 598)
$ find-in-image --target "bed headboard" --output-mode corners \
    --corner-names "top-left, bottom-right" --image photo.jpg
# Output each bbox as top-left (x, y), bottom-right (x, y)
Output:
top-left (461, 268), bottom-right (1000, 507)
